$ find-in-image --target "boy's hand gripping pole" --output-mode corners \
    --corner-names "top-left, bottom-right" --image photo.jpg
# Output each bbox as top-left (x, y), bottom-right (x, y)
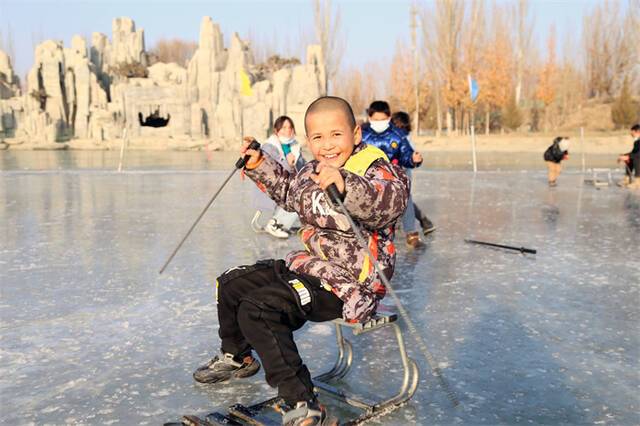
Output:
top-left (159, 140), bottom-right (261, 274)
top-left (325, 184), bottom-right (460, 407)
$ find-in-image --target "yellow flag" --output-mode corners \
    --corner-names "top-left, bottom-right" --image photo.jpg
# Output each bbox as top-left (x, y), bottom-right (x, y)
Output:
top-left (239, 69), bottom-right (253, 97)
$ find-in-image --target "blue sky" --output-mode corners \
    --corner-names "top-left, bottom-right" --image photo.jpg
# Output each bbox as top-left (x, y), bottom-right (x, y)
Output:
top-left (0, 0), bottom-right (605, 79)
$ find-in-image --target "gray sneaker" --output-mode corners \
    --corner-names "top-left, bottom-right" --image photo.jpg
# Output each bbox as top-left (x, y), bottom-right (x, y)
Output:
top-left (193, 353), bottom-right (260, 384)
top-left (282, 400), bottom-right (335, 426)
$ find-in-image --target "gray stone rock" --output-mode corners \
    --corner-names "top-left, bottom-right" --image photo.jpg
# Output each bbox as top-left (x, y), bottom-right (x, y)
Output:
top-left (110, 17), bottom-right (147, 68)
top-left (0, 50), bottom-right (20, 99)
top-left (1, 16), bottom-right (326, 148)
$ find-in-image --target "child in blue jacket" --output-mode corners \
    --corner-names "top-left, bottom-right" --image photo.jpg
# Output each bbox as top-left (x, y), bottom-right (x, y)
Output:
top-left (391, 111), bottom-right (436, 238)
top-left (361, 101), bottom-right (433, 248)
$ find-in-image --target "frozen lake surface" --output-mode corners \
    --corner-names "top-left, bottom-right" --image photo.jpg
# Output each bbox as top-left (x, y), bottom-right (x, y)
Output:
top-left (1, 165), bottom-right (639, 425)
top-left (0, 149), bottom-right (625, 172)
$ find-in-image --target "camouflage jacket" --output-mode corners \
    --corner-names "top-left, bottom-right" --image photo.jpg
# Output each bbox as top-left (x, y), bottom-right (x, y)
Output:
top-left (245, 143), bottom-right (410, 322)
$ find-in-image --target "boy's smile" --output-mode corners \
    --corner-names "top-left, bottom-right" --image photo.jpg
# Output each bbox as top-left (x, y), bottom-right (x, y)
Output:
top-left (305, 110), bottom-right (362, 168)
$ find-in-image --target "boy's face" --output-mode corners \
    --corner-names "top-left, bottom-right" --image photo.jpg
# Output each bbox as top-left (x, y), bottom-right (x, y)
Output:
top-left (632, 130), bottom-right (640, 139)
top-left (306, 110), bottom-right (361, 168)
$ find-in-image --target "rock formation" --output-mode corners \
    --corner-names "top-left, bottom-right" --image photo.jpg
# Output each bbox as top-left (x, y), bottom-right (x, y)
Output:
top-left (0, 16), bottom-right (326, 149)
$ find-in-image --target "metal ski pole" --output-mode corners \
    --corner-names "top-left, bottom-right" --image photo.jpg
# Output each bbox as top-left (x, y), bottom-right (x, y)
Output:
top-left (325, 184), bottom-right (460, 407)
top-left (159, 140), bottom-right (261, 274)
top-left (464, 238), bottom-right (537, 255)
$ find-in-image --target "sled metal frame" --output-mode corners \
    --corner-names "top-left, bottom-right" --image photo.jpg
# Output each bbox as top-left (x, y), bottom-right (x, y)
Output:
top-left (312, 313), bottom-right (420, 425)
top-left (583, 168), bottom-right (613, 187)
top-left (170, 313), bottom-right (419, 426)
top-left (250, 211), bottom-right (267, 234)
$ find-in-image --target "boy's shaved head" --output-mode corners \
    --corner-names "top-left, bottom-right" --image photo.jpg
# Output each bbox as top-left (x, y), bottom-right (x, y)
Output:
top-left (304, 96), bottom-right (356, 134)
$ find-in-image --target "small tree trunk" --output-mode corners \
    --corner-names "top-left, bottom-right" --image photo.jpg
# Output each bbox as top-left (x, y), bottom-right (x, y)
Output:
top-left (435, 98), bottom-right (442, 137)
top-left (485, 108), bottom-right (490, 134)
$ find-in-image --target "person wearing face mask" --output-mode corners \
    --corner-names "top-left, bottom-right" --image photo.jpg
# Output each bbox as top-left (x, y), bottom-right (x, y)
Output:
top-left (361, 101), bottom-right (426, 248)
top-left (252, 116), bottom-right (306, 238)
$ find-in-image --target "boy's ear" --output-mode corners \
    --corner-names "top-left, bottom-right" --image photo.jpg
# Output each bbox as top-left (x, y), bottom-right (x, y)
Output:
top-left (353, 125), bottom-right (362, 146)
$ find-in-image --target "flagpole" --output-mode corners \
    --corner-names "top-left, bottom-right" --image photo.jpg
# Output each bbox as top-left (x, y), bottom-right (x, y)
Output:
top-left (471, 111), bottom-right (477, 173)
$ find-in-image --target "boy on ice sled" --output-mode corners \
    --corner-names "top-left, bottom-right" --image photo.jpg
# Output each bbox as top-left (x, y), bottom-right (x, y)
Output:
top-left (193, 96), bottom-right (410, 425)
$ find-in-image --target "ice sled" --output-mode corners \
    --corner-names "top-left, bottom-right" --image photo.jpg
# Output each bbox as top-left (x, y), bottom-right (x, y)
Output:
top-left (583, 168), bottom-right (613, 187)
top-left (166, 312), bottom-right (420, 425)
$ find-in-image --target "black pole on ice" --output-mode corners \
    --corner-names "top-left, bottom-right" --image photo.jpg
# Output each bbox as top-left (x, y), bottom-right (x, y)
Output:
top-left (159, 140), bottom-right (261, 274)
top-left (325, 183), bottom-right (460, 407)
top-left (464, 238), bottom-right (537, 255)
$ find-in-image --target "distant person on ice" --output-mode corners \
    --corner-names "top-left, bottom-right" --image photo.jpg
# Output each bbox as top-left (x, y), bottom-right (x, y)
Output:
top-left (361, 100), bottom-right (428, 248)
top-left (391, 111), bottom-right (436, 238)
top-left (252, 115), bottom-right (306, 238)
top-left (617, 123), bottom-right (640, 189)
top-left (543, 136), bottom-right (570, 187)
top-left (193, 96), bottom-right (410, 425)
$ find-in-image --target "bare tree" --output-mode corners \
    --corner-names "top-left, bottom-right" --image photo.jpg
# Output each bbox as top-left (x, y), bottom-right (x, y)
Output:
top-left (246, 27), bottom-right (310, 66)
top-left (478, 4), bottom-right (514, 134)
top-left (511, 0), bottom-right (534, 105)
top-left (461, 0), bottom-right (486, 134)
top-left (421, 0), bottom-right (465, 135)
top-left (313, 0), bottom-right (345, 94)
top-left (548, 29), bottom-right (587, 128)
top-left (618, 0), bottom-right (640, 96)
top-left (583, 0), bottom-right (639, 99)
top-left (334, 67), bottom-right (366, 117)
top-left (246, 29), bottom-right (278, 65)
top-left (149, 38), bottom-right (197, 67)
top-left (387, 39), bottom-right (431, 127)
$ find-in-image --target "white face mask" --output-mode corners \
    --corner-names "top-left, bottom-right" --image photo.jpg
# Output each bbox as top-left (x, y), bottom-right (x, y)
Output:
top-left (370, 119), bottom-right (390, 133)
top-left (278, 135), bottom-right (294, 144)
top-left (559, 139), bottom-right (570, 152)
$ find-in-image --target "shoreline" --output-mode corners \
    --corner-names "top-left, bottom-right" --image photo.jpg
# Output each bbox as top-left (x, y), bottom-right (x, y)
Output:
top-left (1, 132), bottom-right (634, 155)
top-left (412, 133), bottom-right (633, 154)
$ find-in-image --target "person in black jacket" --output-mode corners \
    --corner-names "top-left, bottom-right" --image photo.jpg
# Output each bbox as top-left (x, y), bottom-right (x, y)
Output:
top-left (543, 136), bottom-right (570, 187)
top-left (617, 123), bottom-right (640, 188)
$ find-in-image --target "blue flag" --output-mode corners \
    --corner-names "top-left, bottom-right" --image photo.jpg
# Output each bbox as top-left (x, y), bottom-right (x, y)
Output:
top-left (468, 75), bottom-right (479, 103)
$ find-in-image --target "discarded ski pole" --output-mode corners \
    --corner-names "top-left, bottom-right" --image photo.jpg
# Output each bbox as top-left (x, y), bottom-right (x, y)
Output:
top-left (159, 139), bottom-right (261, 274)
top-left (325, 183), bottom-right (460, 407)
top-left (464, 238), bottom-right (537, 255)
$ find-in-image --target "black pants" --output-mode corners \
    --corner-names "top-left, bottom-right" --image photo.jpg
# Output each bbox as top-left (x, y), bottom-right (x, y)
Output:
top-left (216, 259), bottom-right (343, 404)
top-left (627, 152), bottom-right (640, 177)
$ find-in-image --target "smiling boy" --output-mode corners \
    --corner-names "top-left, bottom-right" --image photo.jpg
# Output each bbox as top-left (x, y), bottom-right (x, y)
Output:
top-left (193, 96), bottom-right (410, 425)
